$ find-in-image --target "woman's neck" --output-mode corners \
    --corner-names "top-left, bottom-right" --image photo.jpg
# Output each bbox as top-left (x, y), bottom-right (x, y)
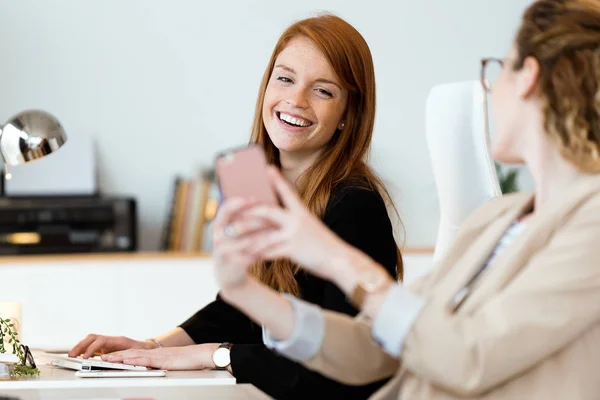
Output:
top-left (533, 162), bottom-right (584, 211)
top-left (527, 132), bottom-right (586, 213)
top-left (278, 149), bottom-right (323, 187)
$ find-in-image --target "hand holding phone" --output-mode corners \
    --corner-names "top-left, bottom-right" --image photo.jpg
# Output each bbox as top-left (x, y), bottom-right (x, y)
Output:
top-left (215, 145), bottom-right (279, 206)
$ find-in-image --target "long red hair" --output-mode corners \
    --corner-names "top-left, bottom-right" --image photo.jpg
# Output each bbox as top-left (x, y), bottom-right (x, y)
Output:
top-left (250, 14), bottom-right (403, 295)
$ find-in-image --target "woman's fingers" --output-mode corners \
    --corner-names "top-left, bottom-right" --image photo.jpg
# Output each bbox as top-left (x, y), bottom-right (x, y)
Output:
top-left (267, 166), bottom-right (304, 212)
top-left (122, 357), bottom-right (160, 368)
top-left (222, 217), bottom-right (271, 241)
top-left (254, 241), bottom-right (286, 261)
top-left (246, 230), bottom-right (286, 258)
top-left (100, 346), bottom-right (162, 368)
top-left (102, 349), bottom-right (135, 362)
top-left (215, 229), bottom-right (268, 257)
top-left (243, 206), bottom-right (289, 227)
top-left (69, 334), bottom-right (98, 358)
top-left (212, 198), bottom-right (260, 241)
top-left (83, 338), bottom-right (108, 359)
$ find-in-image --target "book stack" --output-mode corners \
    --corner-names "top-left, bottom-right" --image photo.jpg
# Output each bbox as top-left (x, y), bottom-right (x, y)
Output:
top-left (161, 170), bottom-right (220, 253)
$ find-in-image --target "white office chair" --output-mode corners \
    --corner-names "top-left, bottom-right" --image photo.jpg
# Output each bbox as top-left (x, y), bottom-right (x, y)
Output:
top-left (426, 81), bottom-right (502, 263)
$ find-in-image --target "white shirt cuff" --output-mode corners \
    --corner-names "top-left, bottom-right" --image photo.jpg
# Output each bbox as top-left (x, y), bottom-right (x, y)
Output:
top-left (262, 294), bottom-right (325, 362)
top-left (372, 284), bottom-right (425, 357)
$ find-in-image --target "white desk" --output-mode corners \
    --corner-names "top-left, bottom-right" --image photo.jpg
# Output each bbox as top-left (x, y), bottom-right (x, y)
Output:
top-left (0, 365), bottom-right (270, 399)
top-left (0, 385), bottom-right (270, 400)
top-left (0, 365), bottom-right (235, 389)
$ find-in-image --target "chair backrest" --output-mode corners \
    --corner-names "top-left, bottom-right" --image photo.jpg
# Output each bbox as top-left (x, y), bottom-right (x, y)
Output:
top-left (426, 81), bottom-right (501, 263)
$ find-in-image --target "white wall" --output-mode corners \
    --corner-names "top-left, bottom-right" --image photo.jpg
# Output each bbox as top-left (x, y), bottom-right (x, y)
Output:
top-left (0, 0), bottom-right (531, 250)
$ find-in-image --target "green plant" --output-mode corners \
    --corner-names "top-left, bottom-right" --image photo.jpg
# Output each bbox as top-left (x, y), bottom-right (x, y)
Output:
top-left (0, 316), bottom-right (40, 377)
top-left (12, 364), bottom-right (40, 377)
top-left (495, 162), bottom-right (520, 194)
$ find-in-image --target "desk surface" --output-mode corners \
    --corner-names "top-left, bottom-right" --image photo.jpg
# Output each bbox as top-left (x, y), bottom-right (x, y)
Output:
top-left (0, 385), bottom-right (270, 400)
top-left (0, 365), bottom-right (235, 390)
top-left (0, 365), bottom-right (269, 400)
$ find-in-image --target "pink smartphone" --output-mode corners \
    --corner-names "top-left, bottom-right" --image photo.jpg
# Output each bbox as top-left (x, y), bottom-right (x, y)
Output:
top-left (215, 145), bottom-right (279, 206)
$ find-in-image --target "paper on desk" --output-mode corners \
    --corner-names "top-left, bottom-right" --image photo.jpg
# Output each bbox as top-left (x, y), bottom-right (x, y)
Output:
top-left (0, 353), bottom-right (18, 364)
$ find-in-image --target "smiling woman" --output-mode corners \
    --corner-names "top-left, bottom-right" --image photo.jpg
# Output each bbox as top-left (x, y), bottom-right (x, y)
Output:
top-left (248, 14), bottom-right (402, 296)
top-left (69, 13), bottom-right (402, 400)
top-left (263, 38), bottom-right (348, 160)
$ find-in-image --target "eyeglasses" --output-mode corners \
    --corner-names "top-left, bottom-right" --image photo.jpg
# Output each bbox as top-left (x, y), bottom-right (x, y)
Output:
top-left (481, 58), bottom-right (505, 92)
top-left (19, 344), bottom-right (36, 369)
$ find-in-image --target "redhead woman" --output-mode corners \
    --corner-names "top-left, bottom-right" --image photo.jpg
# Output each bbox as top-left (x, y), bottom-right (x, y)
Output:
top-left (71, 14), bottom-right (402, 400)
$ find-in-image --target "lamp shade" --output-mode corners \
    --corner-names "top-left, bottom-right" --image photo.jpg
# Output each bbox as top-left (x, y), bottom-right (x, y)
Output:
top-left (0, 110), bottom-right (67, 166)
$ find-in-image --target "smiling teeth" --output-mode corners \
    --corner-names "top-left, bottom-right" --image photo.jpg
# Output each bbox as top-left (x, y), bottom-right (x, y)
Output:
top-left (279, 113), bottom-right (311, 127)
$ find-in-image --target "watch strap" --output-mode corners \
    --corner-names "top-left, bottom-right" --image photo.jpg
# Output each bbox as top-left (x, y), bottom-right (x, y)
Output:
top-left (349, 270), bottom-right (391, 310)
top-left (219, 342), bottom-right (233, 351)
top-left (350, 284), bottom-right (368, 310)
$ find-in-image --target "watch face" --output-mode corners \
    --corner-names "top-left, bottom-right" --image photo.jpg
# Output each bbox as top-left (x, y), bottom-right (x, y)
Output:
top-left (213, 347), bottom-right (231, 368)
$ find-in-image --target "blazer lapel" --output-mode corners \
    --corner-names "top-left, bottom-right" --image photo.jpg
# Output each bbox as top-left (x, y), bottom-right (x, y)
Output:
top-left (425, 194), bottom-right (534, 310)
top-left (411, 193), bottom-right (529, 296)
top-left (459, 175), bottom-right (600, 314)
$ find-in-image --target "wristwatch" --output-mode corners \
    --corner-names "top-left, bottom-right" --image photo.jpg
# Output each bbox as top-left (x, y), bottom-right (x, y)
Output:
top-left (212, 342), bottom-right (233, 370)
top-left (349, 269), bottom-right (391, 310)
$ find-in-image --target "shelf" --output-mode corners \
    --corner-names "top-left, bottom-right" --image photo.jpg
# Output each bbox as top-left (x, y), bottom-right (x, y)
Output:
top-left (0, 247), bottom-right (433, 264)
top-left (0, 251), bottom-right (210, 264)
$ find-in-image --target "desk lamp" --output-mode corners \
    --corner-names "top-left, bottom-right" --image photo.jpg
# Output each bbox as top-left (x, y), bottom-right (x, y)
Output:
top-left (0, 110), bottom-right (67, 371)
top-left (0, 110), bottom-right (67, 181)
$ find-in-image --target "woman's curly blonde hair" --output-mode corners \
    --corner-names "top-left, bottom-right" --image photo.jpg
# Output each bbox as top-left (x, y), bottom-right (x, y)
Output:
top-left (515, 0), bottom-right (600, 172)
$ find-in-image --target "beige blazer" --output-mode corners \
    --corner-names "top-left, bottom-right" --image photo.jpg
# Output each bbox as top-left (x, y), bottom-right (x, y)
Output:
top-left (301, 176), bottom-right (600, 400)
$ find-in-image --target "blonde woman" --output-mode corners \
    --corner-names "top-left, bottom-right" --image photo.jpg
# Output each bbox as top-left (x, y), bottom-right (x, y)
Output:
top-left (211, 1), bottom-right (600, 398)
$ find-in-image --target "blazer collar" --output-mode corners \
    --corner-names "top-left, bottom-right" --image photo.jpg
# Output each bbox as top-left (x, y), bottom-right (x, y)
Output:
top-left (446, 175), bottom-right (600, 314)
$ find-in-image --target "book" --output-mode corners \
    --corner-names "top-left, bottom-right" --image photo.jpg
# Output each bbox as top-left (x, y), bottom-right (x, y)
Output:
top-left (161, 170), bottom-right (219, 253)
top-left (159, 177), bottom-right (181, 251)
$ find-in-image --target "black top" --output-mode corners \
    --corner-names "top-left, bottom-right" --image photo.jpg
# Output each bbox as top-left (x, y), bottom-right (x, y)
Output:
top-left (180, 184), bottom-right (398, 400)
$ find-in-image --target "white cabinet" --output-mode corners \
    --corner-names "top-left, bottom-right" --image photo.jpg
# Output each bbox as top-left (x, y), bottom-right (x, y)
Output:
top-left (0, 252), bottom-right (432, 349)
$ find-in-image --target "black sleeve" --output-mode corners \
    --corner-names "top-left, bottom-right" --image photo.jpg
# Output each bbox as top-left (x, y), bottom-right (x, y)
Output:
top-left (229, 188), bottom-right (398, 400)
top-left (179, 295), bottom-right (261, 345)
top-left (320, 187), bottom-right (398, 316)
